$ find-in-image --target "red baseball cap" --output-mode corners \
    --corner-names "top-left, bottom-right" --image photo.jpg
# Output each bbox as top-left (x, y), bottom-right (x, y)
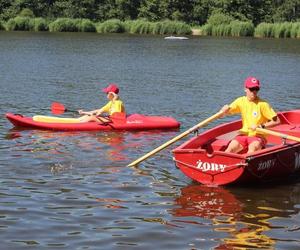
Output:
top-left (244, 77), bottom-right (260, 88)
top-left (102, 83), bottom-right (119, 94)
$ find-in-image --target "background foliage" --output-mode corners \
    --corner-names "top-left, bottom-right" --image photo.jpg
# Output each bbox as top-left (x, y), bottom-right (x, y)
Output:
top-left (0, 0), bottom-right (299, 25)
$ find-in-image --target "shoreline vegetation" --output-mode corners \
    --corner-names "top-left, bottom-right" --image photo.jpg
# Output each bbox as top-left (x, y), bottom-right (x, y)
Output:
top-left (1, 16), bottom-right (300, 39)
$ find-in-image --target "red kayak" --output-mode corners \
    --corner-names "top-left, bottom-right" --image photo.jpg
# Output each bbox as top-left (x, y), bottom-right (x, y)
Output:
top-left (172, 110), bottom-right (300, 185)
top-left (6, 113), bottom-right (180, 131)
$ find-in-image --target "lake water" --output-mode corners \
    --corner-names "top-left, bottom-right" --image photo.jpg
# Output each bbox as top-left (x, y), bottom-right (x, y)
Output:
top-left (0, 31), bottom-right (300, 249)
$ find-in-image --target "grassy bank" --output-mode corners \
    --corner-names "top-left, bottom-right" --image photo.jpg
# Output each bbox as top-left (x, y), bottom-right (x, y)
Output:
top-left (1, 16), bottom-right (300, 39)
top-left (254, 22), bottom-right (300, 38)
top-left (200, 21), bottom-right (254, 37)
top-left (1, 17), bottom-right (192, 35)
top-left (6, 17), bottom-right (48, 31)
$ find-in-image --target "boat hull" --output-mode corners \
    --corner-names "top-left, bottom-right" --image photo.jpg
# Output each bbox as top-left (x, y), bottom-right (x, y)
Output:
top-left (6, 113), bottom-right (180, 131)
top-left (173, 110), bottom-right (300, 185)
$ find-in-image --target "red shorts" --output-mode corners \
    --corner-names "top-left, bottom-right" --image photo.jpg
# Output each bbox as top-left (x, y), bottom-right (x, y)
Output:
top-left (234, 135), bottom-right (267, 149)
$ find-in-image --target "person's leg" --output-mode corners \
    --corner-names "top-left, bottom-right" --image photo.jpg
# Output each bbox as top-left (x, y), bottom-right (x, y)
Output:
top-left (78, 115), bottom-right (92, 122)
top-left (225, 139), bottom-right (244, 153)
top-left (247, 141), bottom-right (263, 154)
top-left (247, 137), bottom-right (266, 154)
top-left (79, 114), bottom-right (111, 123)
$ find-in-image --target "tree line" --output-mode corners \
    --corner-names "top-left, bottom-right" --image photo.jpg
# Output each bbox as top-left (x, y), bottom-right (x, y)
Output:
top-left (0, 0), bottom-right (299, 26)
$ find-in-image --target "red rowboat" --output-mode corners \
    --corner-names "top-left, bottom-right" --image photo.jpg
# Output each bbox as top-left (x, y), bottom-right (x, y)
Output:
top-left (172, 110), bottom-right (300, 185)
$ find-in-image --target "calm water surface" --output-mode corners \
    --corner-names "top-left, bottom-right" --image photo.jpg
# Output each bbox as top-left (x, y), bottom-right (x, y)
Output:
top-left (0, 31), bottom-right (300, 249)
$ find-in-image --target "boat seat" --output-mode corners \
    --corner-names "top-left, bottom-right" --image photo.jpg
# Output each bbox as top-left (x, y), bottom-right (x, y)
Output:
top-left (211, 139), bottom-right (230, 151)
top-left (202, 139), bottom-right (229, 153)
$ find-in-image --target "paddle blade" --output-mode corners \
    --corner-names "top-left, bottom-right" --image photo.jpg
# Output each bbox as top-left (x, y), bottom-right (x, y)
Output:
top-left (51, 102), bottom-right (66, 115)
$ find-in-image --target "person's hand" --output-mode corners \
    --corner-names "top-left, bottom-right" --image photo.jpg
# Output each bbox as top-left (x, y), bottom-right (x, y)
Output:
top-left (250, 124), bottom-right (258, 131)
top-left (219, 105), bottom-right (230, 117)
top-left (79, 110), bottom-right (90, 115)
top-left (221, 105), bottom-right (230, 113)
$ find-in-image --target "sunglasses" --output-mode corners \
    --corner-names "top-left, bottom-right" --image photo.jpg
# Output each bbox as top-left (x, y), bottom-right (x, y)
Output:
top-left (249, 87), bottom-right (260, 92)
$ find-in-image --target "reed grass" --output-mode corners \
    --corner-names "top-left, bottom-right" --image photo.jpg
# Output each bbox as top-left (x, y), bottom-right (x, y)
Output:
top-left (156, 20), bottom-right (192, 35)
top-left (6, 16), bottom-right (32, 31)
top-left (123, 20), bottom-right (133, 33)
top-left (5, 17), bottom-right (49, 31)
top-left (76, 19), bottom-right (96, 32)
top-left (273, 22), bottom-right (290, 38)
top-left (255, 22), bottom-right (300, 38)
top-left (290, 22), bottom-right (300, 38)
top-left (49, 18), bottom-right (95, 32)
top-left (254, 22), bottom-right (274, 38)
top-left (111, 19), bottom-right (191, 35)
top-left (212, 24), bottom-right (229, 36)
top-left (201, 21), bottom-right (254, 37)
top-left (151, 22), bottom-right (162, 34)
top-left (200, 24), bottom-right (212, 36)
top-left (49, 18), bottom-right (78, 32)
top-left (30, 18), bottom-right (49, 31)
top-left (1, 16), bottom-right (299, 39)
top-left (96, 19), bottom-right (124, 33)
top-left (124, 20), bottom-right (154, 34)
top-left (230, 21), bottom-right (254, 37)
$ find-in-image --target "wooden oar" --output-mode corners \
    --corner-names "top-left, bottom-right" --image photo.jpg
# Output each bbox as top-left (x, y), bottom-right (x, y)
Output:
top-left (127, 111), bottom-right (223, 167)
top-left (256, 128), bottom-right (300, 143)
top-left (51, 102), bottom-right (77, 115)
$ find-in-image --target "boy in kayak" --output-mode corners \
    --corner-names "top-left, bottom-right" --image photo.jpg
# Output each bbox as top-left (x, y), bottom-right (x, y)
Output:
top-left (220, 76), bottom-right (280, 154)
top-left (78, 83), bottom-right (126, 123)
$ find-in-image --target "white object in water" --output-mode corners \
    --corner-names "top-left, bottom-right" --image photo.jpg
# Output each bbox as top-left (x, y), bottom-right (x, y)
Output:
top-left (164, 36), bottom-right (189, 40)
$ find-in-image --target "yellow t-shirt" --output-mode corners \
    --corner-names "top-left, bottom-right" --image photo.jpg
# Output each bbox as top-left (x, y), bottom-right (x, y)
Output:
top-left (229, 96), bottom-right (277, 137)
top-left (101, 99), bottom-right (125, 116)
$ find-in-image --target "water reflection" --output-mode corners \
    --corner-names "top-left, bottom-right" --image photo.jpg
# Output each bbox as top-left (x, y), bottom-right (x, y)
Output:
top-left (4, 128), bottom-right (178, 169)
top-left (4, 128), bottom-right (130, 162)
top-left (172, 183), bottom-right (300, 249)
top-left (95, 132), bottom-right (128, 162)
top-left (4, 130), bottom-right (22, 140)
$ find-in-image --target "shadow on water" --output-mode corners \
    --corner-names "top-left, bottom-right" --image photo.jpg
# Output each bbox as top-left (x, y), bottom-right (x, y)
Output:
top-left (172, 182), bottom-right (300, 249)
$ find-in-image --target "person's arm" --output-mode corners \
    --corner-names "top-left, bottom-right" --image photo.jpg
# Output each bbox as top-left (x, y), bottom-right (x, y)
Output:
top-left (259, 102), bottom-right (281, 129)
top-left (219, 97), bottom-right (241, 117)
top-left (259, 116), bottom-right (281, 129)
top-left (95, 102), bottom-right (111, 116)
top-left (78, 110), bottom-right (91, 115)
top-left (78, 106), bottom-right (106, 116)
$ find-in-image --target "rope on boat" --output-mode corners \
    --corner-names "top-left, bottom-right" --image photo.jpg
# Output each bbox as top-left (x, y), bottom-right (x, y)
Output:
top-left (173, 159), bottom-right (247, 181)
top-left (279, 113), bottom-right (293, 125)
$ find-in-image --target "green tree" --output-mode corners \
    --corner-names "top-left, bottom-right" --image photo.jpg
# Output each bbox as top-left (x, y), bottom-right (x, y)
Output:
top-left (271, 0), bottom-right (300, 22)
top-left (138, 0), bottom-right (164, 21)
top-left (1, 0), bottom-right (299, 26)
